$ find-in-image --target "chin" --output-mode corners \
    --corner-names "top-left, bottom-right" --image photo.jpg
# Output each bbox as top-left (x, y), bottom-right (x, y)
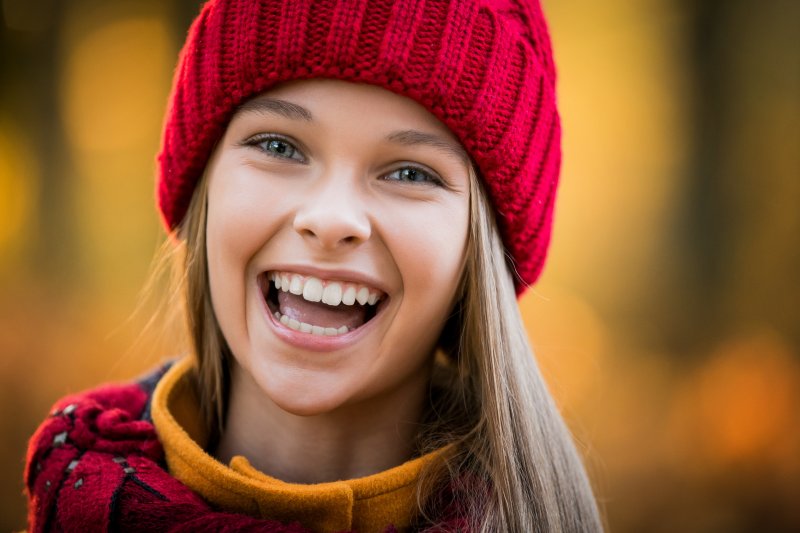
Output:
top-left (261, 369), bottom-right (357, 417)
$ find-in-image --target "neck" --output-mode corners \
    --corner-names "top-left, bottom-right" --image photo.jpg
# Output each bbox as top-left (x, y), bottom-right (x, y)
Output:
top-left (214, 363), bottom-right (430, 484)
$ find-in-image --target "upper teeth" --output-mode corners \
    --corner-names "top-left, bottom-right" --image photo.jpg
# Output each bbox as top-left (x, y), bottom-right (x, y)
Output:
top-left (269, 272), bottom-right (383, 307)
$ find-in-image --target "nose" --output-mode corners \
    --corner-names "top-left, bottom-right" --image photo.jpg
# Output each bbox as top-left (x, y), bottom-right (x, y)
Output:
top-left (292, 175), bottom-right (371, 250)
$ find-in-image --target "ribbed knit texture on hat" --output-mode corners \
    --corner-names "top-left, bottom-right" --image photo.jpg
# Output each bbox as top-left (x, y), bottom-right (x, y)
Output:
top-left (157, 0), bottom-right (560, 292)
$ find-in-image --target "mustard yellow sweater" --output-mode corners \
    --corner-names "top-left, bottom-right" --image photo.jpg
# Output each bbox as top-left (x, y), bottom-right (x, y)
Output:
top-left (151, 357), bottom-right (446, 533)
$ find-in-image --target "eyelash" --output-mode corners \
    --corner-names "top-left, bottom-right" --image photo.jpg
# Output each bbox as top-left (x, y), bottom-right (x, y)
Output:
top-left (382, 165), bottom-right (444, 187)
top-left (242, 134), bottom-right (445, 187)
top-left (244, 133), bottom-right (306, 162)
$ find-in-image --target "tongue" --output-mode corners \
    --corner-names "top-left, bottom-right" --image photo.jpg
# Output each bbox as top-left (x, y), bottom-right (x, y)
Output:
top-left (277, 291), bottom-right (368, 330)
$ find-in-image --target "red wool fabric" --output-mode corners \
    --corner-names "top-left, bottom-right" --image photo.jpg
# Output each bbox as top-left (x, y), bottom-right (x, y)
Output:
top-left (156, 0), bottom-right (561, 293)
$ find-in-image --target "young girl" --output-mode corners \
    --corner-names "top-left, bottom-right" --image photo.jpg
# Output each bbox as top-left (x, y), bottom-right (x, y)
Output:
top-left (25, 0), bottom-right (602, 531)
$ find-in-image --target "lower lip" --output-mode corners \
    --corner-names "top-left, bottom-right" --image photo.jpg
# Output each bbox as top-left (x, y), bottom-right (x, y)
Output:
top-left (257, 280), bottom-right (385, 353)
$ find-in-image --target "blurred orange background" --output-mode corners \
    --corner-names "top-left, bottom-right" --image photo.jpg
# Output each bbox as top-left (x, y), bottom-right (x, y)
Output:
top-left (1, 1), bottom-right (798, 531)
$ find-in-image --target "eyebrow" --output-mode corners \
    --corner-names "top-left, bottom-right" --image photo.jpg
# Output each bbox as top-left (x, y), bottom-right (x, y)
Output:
top-left (234, 100), bottom-right (467, 163)
top-left (236, 97), bottom-right (314, 121)
top-left (385, 129), bottom-right (469, 164)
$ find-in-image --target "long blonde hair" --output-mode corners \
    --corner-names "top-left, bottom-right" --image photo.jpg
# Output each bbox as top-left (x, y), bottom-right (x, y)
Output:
top-left (170, 165), bottom-right (602, 532)
top-left (431, 168), bottom-right (604, 531)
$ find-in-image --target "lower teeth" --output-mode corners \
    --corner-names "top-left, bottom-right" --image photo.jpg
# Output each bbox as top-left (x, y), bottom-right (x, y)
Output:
top-left (274, 312), bottom-right (349, 336)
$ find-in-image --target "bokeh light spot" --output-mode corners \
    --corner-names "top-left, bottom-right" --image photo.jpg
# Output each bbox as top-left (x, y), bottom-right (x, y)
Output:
top-left (0, 125), bottom-right (39, 258)
top-left (61, 17), bottom-right (171, 153)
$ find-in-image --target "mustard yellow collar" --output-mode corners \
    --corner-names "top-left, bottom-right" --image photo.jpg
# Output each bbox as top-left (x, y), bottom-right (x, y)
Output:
top-left (151, 357), bottom-right (445, 533)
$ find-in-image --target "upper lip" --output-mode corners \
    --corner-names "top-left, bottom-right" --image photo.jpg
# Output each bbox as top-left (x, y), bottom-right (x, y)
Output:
top-left (261, 264), bottom-right (391, 296)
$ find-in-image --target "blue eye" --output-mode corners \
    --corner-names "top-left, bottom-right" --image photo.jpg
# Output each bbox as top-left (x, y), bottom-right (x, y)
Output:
top-left (245, 134), bottom-right (305, 162)
top-left (383, 166), bottom-right (443, 186)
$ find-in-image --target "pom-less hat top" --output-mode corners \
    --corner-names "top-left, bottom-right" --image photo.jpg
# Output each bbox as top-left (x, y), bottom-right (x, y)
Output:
top-left (157, 0), bottom-right (561, 294)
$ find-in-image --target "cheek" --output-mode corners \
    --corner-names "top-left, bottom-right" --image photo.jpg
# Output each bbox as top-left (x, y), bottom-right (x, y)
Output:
top-left (410, 199), bottom-right (468, 273)
top-left (385, 197), bottom-right (469, 325)
top-left (205, 169), bottom-right (285, 348)
top-left (206, 163), bottom-right (292, 275)
top-left (362, 200), bottom-right (467, 402)
top-left (208, 191), bottom-right (260, 271)
top-left (206, 196), bottom-right (253, 355)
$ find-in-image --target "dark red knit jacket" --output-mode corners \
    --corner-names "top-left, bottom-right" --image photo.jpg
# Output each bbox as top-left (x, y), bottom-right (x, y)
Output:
top-left (24, 364), bottom-right (469, 532)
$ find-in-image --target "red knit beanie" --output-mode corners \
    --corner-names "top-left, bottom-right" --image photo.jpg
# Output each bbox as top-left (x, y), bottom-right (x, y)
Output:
top-left (157, 0), bottom-right (561, 293)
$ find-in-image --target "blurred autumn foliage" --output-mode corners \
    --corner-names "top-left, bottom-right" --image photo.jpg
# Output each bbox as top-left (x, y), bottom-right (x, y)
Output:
top-left (1, 0), bottom-right (798, 531)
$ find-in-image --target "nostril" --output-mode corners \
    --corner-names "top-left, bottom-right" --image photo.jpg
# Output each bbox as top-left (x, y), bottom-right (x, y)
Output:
top-left (292, 205), bottom-right (371, 248)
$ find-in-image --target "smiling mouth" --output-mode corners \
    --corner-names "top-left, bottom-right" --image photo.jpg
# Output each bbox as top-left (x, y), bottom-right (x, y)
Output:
top-left (260, 271), bottom-right (386, 337)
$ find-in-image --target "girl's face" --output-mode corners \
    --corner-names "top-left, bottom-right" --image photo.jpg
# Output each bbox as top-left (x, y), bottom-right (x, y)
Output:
top-left (205, 79), bottom-right (470, 416)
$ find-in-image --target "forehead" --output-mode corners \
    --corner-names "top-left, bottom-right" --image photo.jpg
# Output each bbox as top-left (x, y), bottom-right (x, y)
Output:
top-left (244, 79), bottom-right (437, 124)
